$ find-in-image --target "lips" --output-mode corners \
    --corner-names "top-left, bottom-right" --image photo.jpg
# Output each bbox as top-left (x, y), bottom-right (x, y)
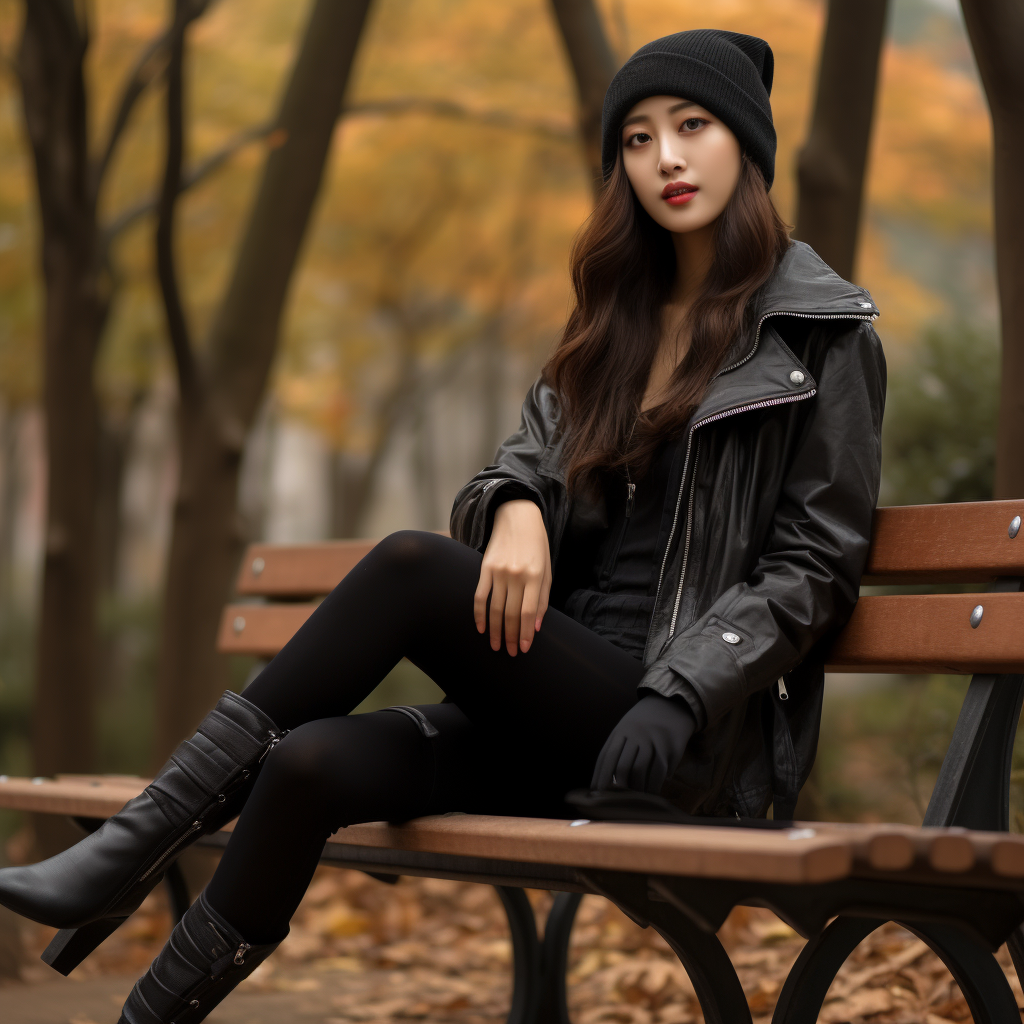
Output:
top-left (661, 181), bottom-right (698, 206)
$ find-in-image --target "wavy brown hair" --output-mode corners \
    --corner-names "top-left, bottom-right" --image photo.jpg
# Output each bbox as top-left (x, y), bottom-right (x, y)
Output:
top-left (543, 150), bottom-right (791, 496)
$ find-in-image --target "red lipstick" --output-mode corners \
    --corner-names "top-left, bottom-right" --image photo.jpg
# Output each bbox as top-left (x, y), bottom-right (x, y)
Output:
top-left (661, 180), bottom-right (698, 206)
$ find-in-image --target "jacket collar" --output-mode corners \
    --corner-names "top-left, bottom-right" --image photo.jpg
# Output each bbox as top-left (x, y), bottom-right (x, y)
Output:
top-left (690, 241), bottom-right (879, 428)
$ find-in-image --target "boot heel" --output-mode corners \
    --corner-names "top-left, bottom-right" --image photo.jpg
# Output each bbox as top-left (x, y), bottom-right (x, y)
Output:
top-left (42, 916), bottom-right (128, 975)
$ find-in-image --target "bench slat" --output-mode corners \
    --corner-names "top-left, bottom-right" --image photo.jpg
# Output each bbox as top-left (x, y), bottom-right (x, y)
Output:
top-left (825, 591), bottom-right (1024, 673)
top-left (217, 603), bottom-right (317, 657)
top-left (218, 593), bottom-right (1024, 674)
top-left (863, 499), bottom-right (1024, 584)
top-left (5, 777), bottom-right (1024, 888)
top-left (235, 540), bottom-right (376, 598)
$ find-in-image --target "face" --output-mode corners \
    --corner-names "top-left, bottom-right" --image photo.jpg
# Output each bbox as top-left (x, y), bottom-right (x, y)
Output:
top-left (620, 95), bottom-right (742, 235)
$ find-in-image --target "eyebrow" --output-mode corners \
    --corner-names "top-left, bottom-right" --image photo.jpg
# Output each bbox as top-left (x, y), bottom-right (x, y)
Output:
top-left (620, 100), bottom-right (702, 131)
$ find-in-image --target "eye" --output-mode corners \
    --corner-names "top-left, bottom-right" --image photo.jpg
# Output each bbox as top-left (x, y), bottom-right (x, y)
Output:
top-left (681, 117), bottom-right (709, 132)
top-left (625, 131), bottom-right (652, 147)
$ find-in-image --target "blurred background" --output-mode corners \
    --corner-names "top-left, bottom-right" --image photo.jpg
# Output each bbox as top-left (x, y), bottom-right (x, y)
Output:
top-left (0, 0), bottom-right (1015, 857)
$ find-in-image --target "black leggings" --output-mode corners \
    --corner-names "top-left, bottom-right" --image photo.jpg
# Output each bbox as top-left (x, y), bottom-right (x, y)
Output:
top-left (206, 531), bottom-right (644, 941)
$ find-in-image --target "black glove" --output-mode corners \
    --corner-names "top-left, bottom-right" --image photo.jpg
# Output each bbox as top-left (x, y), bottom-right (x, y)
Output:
top-left (590, 693), bottom-right (696, 794)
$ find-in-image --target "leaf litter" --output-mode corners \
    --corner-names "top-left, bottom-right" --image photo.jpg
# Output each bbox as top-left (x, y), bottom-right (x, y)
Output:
top-left (8, 866), bottom-right (1024, 1022)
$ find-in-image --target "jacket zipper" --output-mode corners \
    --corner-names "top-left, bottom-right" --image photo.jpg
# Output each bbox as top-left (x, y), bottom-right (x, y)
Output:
top-left (600, 481), bottom-right (635, 588)
top-left (646, 308), bottom-right (876, 656)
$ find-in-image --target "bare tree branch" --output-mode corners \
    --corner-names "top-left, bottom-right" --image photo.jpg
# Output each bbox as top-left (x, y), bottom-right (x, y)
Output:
top-left (155, 0), bottom-right (201, 400)
top-left (345, 97), bottom-right (575, 142)
top-left (90, 0), bottom-right (215, 200)
top-left (103, 98), bottom-right (573, 247)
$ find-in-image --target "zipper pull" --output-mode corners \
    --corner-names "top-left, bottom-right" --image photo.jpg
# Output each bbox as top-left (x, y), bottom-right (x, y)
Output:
top-left (258, 729), bottom-right (288, 763)
top-left (234, 942), bottom-right (251, 965)
top-left (777, 677), bottom-right (789, 701)
top-left (625, 482), bottom-right (636, 518)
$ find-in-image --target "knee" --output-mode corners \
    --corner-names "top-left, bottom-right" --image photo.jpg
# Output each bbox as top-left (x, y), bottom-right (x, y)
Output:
top-left (257, 723), bottom-right (338, 799)
top-left (370, 530), bottom-right (445, 579)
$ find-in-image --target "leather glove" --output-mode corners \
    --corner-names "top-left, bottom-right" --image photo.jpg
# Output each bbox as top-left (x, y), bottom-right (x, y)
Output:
top-left (590, 693), bottom-right (696, 794)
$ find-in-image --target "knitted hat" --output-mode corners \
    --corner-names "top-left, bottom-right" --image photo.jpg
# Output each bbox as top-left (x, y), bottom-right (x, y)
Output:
top-left (601, 29), bottom-right (777, 189)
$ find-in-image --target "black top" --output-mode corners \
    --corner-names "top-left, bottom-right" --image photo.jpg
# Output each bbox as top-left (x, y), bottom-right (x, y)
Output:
top-left (563, 440), bottom-right (678, 661)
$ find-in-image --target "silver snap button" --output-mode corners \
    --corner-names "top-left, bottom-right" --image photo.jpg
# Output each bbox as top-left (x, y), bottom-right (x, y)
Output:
top-left (722, 632), bottom-right (741, 644)
top-left (1010, 516), bottom-right (1021, 540)
top-left (970, 605), bottom-right (983, 629)
top-left (789, 370), bottom-right (805, 385)
top-left (232, 615), bottom-right (246, 635)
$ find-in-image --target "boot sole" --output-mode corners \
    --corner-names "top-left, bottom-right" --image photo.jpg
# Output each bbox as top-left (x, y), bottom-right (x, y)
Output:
top-left (42, 915), bottom-right (130, 975)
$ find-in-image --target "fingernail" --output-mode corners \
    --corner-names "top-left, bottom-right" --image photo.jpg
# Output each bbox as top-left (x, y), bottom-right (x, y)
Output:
top-left (521, 640), bottom-right (530, 652)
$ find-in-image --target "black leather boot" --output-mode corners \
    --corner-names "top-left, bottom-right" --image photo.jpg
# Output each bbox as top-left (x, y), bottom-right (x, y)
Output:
top-left (118, 889), bottom-right (284, 1023)
top-left (0, 690), bottom-right (283, 974)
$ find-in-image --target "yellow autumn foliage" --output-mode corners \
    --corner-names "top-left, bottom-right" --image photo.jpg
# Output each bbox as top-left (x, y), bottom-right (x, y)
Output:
top-left (0, 0), bottom-right (994, 445)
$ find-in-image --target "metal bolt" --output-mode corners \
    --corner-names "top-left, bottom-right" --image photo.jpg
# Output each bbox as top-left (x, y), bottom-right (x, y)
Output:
top-left (251, 556), bottom-right (265, 576)
top-left (1010, 516), bottom-right (1021, 540)
top-left (789, 370), bottom-right (805, 386)
top-left (722, 632), bottom-right (741, 644)
top-left (232, 615), bottom-right (246, 635)
top-left (970, 605), bottom-right (984, 629)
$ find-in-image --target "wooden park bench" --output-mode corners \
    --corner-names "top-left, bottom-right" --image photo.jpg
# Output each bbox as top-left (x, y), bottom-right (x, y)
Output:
top-left (4, 498), bottom-right (1024, 1023)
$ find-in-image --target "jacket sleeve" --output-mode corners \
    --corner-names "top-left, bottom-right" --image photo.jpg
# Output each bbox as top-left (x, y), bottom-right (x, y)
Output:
top-left (639, 320), bottom-right (887, 729)
top-left (450, 375), bottom-right (564, 553)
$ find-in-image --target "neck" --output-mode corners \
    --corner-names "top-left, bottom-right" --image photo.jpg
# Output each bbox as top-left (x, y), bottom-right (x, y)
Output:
top-left (669, 221), bottom-right (715, 306)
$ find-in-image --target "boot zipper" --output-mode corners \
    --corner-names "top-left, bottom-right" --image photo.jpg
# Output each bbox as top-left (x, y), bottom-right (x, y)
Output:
top-left (138, 819), bottom-right (202, 882)
top-left (645, 308), bottom-right (875, 658)
top-left (234, 942), bottom-right (252, 965)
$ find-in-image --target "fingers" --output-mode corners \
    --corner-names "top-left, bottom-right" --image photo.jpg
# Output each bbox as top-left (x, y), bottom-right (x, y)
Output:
top-left (534, 569), bottom-right (551, 635)
top-left (473, 565), bottom-right (493, 634)
top-left (590, 734), bottom-right (626, 792)
top-left (519, 576), bottom-right (543, 653)
top-left (504, 576), bottom-right (525, 656)
top-left (488, 576), bottom-right (507, 652)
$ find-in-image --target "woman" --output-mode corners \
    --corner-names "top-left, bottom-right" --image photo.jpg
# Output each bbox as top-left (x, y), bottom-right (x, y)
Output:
top-left (0, 28), bottom-right (884, 1023)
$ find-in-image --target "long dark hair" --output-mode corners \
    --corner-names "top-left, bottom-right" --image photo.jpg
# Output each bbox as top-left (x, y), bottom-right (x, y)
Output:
top-left (543, 150), bottom-right (791, 496)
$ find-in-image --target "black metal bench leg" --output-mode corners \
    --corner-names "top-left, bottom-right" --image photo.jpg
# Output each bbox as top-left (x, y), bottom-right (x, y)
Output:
top-left (771, 916), bottom-right (876, 1023)
top-left (771, 915), bottom-right (1020, 1024)
top-left (496, 886), bottom-right (542, 1024)
top-left (536, 891), bottom-right (583, 1024)
top-left (582, 872), bottom-right (750, 1024)
top-left (164, 863), bottom-right (192, 925)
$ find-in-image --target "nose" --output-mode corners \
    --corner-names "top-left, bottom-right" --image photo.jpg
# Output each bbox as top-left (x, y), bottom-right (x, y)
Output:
top-left (657, 135), bottom-right (687, 176)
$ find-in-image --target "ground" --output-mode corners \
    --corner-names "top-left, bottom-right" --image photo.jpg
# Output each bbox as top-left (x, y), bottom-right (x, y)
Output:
top-left (2, 866), bottom-right (1022, 1024)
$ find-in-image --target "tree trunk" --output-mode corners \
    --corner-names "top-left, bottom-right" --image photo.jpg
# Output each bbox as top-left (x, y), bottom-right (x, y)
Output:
top-left (17, 3), bottom-right (109, 854)
top-left (959, 0), bottom-right (1024, 498)
top-left (548, 0), bottom-right (618, 194)
top-left (793, 0), bottom-right (889, 281)
top-left (154, 0), bottom-right (375, 762)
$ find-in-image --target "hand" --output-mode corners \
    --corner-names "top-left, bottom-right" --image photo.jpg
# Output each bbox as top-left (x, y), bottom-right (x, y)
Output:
top-left (590, 693), bottom-right (696, 794)
top-left (474, 499), bottom-right (552, 656)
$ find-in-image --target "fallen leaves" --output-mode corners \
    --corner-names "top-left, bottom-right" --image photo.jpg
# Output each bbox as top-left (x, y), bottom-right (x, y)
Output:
top-left (7, 865), bottom-right (1024, 1023)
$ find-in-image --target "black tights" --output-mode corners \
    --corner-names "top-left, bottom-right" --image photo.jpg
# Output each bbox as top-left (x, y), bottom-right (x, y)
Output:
top-left (205, 531), bottom-right (644, 941)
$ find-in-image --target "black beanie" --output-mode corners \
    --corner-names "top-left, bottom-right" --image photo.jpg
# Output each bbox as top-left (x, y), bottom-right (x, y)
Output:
top-left (601, 29), bottom-right (777, 189)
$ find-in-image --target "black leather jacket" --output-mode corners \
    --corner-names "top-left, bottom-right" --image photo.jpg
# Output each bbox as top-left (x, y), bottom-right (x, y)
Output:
top-left (450, 240), bottom-right (886, 818)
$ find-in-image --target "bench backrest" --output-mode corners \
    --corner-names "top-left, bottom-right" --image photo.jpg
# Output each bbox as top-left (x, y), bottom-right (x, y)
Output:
top-left (218, 500), bottom-right (1024, 675)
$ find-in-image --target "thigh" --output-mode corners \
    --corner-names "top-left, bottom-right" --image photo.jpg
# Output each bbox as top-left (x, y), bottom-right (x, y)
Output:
top-left (401, 539), bottom-right (645, 777)
top-left (415, 703), bottom-right (604, 819)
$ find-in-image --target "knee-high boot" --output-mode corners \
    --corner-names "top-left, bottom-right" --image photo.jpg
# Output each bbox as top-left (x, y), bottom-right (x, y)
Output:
top-left (118, 889), bottom-right (284, 1024)
top-left (0, 691), bottom-right (283, 974)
